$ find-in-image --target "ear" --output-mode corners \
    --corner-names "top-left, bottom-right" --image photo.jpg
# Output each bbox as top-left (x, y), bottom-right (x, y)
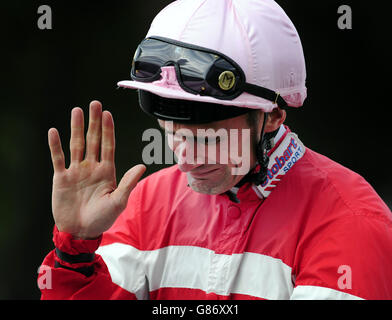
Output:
top-left (265, 108), bottom-right (286, 133)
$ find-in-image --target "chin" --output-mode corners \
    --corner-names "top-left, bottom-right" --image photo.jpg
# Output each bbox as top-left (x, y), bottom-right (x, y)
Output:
top-left (187, 174), bottom-right (233, 195)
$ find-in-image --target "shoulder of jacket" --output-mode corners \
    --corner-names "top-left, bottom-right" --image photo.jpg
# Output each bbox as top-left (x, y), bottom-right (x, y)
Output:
top-left (293, 148), bottom-right (391, 222)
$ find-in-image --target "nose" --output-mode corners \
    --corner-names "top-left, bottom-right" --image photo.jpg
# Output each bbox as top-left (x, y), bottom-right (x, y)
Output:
top-left (173, 139), bottom-right (204, 173)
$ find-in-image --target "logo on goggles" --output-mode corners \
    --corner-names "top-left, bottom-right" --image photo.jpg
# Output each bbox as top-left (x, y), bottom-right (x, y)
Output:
top-left (218, 71), bottom-right (235, 90)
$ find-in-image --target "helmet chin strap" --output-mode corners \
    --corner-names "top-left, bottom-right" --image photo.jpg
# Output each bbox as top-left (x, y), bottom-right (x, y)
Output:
top-left (252, 112), bottom-right (275, 185)
top-left (235, 112), bottom-right (278, 187)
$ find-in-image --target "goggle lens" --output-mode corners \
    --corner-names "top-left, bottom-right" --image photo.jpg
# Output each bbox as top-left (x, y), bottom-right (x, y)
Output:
top-left (130, 37), bottom-right (287, 109)
top-left (131, 37), bottom-right (241, 98)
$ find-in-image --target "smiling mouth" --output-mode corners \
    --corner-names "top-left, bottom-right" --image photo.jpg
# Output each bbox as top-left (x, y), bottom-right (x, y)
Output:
top-left (189, 167), bottom-right (220, 179)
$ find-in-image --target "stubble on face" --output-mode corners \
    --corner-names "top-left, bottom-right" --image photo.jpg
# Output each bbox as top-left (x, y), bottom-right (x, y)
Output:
top-left (159, 113), bottom-right (261, 195)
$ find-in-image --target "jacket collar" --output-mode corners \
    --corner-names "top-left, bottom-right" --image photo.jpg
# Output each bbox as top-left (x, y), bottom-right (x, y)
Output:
top-left (229, 125), bottom-right (306, 202)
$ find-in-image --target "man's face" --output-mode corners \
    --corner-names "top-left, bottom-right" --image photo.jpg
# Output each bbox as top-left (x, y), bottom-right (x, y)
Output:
top-left (158, 113), bottom-right (261, 195)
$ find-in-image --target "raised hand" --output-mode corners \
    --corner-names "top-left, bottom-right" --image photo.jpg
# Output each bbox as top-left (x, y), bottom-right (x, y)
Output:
top-left (48, 101), bottom-right (146, 239)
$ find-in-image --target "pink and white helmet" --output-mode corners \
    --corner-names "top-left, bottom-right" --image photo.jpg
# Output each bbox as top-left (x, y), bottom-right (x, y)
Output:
top-left (118, 0), bottom-right (307, 113)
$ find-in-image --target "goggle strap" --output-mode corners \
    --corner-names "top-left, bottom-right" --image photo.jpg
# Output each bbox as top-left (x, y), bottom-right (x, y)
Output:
top-left (244, 83), bottom-right (287, 109)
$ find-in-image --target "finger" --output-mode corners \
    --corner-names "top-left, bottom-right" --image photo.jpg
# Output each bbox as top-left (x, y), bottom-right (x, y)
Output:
top-left (48, 128), bottom-right (65, 172)
top-left (111, 164), bottom-right (146, 210)
top-left (100, 111), bottom-right (115, 163)
top-left (85, 101), bottom-right (102, 161)
top-left (70, 107), bottom-right (85, 163)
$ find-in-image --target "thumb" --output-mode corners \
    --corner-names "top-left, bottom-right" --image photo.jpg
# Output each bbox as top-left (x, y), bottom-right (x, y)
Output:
top-left (111, 164), bottom-right (146, 210)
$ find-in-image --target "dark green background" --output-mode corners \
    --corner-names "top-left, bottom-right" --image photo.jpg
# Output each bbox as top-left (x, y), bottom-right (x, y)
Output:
top-left (0, 0), bottom-right (390, 299)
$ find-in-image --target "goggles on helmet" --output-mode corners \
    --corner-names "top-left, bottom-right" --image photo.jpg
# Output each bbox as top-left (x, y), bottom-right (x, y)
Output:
top-left (131, 36), bottom-right (288, 109)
